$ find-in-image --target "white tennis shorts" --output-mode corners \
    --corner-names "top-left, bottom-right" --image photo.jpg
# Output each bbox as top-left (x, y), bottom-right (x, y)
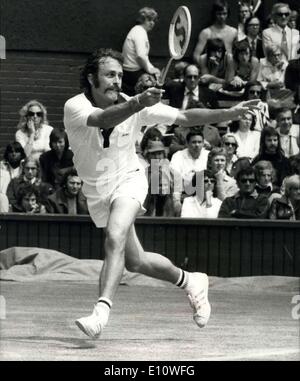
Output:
top-left (82, 169), bottom-right (148, 228)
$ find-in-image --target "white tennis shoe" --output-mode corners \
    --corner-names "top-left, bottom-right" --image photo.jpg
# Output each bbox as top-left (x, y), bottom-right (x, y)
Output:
top-left (75, 305), bottom-right (108, 339)
top-left (186, 272), bottom-right (211, 328)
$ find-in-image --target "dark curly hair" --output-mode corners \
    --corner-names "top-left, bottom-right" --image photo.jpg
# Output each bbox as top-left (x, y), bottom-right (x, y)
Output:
top-left (80, 48), bottom-right (124, 94)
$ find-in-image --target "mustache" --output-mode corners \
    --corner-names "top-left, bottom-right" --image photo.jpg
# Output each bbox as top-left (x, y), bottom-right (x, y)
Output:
top-left (105, 86), bottom-right (121, 92)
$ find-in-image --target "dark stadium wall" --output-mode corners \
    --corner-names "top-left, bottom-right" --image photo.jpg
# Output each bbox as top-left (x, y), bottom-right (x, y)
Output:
top-left (1, 0), bottom-right (240, 56)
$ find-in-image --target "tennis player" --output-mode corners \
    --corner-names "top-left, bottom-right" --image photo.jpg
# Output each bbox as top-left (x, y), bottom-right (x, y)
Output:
top-left (64, 48), bottom-right (259, 338)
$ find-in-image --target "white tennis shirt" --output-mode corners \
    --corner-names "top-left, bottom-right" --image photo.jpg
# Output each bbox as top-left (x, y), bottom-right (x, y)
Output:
top-left (63, 93), bottom-right (179, 189)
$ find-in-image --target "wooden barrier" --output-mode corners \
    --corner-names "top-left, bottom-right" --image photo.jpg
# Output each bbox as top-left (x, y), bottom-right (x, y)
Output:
top-left (0, 213), bottom-right (299, 276)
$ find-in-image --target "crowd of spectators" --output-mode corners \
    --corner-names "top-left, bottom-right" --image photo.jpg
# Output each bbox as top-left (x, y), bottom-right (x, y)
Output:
top-left (0, 1), bottom-right (300, 220)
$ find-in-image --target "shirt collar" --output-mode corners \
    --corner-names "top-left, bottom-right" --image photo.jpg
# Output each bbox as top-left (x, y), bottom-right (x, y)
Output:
top-left (256, 183), bottom-right (273, 192)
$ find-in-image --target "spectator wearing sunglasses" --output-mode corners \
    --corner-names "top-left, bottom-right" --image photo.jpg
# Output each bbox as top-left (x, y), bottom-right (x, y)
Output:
top-left (262, 3), bottom-right (299, 61)
top-left (243, 81), bottom-right (270, 131)
top-left (221, 133), bottom-right (238, 174)
top-left (15, 100), bottom-right (53, 160)
top-left (163, 64), bottom-right (219, 110)
top-left (218, 167), bottom-right (269, 218)
top-left (181, 170), bottom-right (222, 218)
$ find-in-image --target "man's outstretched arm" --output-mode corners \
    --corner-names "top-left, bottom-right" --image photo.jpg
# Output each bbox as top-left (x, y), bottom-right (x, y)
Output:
top-left (175, 100), bottom-right (260, 127)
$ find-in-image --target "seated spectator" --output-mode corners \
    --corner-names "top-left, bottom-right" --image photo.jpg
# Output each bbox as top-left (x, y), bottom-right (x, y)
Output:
top-left (171, 61), bottom-right (190, 83)
top-left (258, 45), bottom-right (295, 112)
top-left (15, 100), bottom-right (53, 160)
top-left (288, 10), bottom-right (298, 29)
top-left (165, 101), bottom-right (222, 158)
top-left (15, 183), bottom-right (46, 214)
top-left (0, 193), bottom-right (9, 213)
top-left (264, 14), bottom-right (275, 29)
top-left (262, 3), bottom-right (299, 61)
top-left (39, 128), bottom-right (74, 189)
top-left (252, 127), bottom-right (292, 186)
top-left (45, 168), bottom-right (88, 215)
top-left (269, 174), bottom-right (300, 220)
top-left (253, 160), bottom-right (281, 202)
top-left (181, 170), bottom-right (222, 218)
top-left (134, 72), bottom-right (157, 95)
top-left (164, 64), bottom-right (219, 110)
top-left (138, 126), bottom-right (163, 164)
top-left (186, 101), bottom-right (222, 149)
top-left (143, 140), bottom-right (181, 217)
top-left (241, 16), bottom-right (265, 59)
top-left (226, 39), bottom-right (260, 91)
top-left (289, 152), bottom-right (300, 174)
top-left (258, 45), bottom-right (288, 92)
top-left (218, 167), bottom-right (269, 218)
top-left (237, 2), bottom-right (252, 41)
top-left (275, 107), bottom-right (300, 158)
top-left (207, 147), bottom-right (238, 200)
top-left (198, 38), bottom-right (232, 90)
top-left (230, 111), bottom-right (261, 159)
top-left (6, 156), bottom-right (53, 212)
top-left (243, 81), bottom-right (270, 131)
top-left (0, 141), bottom-right (26, 194)
top-left (230, 156), bottom-right (252, 179)
top-left (193, 0), bottom-right (238, 64)
top-left (170, 131), bottom-right (210, 190)
top-left (221, 133), bottom-right (239, 174)
top-left (163, 124), bottom-right (187, 159)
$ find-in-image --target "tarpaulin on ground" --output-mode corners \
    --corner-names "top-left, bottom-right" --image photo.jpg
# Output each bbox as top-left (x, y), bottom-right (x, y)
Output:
top-left (0, 247), bottom-right (299, 292)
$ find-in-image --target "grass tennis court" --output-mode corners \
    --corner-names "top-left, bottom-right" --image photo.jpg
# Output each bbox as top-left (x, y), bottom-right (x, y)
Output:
top-left (0, 278), bottom-right (299, 361)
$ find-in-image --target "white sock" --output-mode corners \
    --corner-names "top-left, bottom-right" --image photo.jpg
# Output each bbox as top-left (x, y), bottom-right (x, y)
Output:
top-left (175, 269), bottom-right (189, 289)
top-left (97, 297), bottom-right (113, 309)
top-left (95, 297), bottom-right (112, 325)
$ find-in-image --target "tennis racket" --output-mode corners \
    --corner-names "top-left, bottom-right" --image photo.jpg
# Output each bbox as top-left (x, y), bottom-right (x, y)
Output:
top-left (157, 6), bottom-right (192, 86)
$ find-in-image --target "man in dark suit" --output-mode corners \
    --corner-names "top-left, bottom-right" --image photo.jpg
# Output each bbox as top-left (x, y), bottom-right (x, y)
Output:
top-left (241, 16), bottom-right (265, 59)
top-left (163, 64), bottom-right (219, 110)
top-left (163, 64), bottom-right (221, 154)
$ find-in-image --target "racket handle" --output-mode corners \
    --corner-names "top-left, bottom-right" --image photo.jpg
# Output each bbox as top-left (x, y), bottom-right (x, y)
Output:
top-left (157, 58), bottom-right (173, 87)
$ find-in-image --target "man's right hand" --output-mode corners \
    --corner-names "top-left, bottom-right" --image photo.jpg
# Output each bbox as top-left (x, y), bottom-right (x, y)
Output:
top-left (229, 99), bottom-right (260, 121)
